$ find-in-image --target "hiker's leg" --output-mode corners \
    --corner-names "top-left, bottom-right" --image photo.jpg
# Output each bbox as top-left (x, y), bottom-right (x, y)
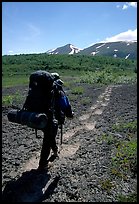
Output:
top-left (50, 119), bottom-right (58, 153)
top-left (38, 120), bottom-right (58, 169)
top-left (38, 129), bottom-right (51, 169)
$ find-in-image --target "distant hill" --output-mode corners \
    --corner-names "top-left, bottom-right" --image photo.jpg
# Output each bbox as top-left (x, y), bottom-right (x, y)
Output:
top-left (46, 41), bottom-right (137, 60)
top-left (46, 44), bottom-right (82, 55)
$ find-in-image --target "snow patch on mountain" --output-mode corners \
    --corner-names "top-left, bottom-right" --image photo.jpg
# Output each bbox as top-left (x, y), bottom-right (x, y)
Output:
top-left (125, 54), bottom-right (130, 59)
top-left (96, 44), bottom-right (105, 49)
top-left (91, 51), bottom-right (99, 56)
top-left (69, 44), bottom-right (82, 54)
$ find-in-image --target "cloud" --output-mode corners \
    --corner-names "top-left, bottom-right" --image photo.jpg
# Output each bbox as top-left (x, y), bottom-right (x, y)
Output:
top-left (116, 2), bottom-right (137, 10)
top-left (122, 2), bottom-right (137, 10)
top-left (122, 4), bottom-right (128, 10)
top-left (85, 29), bottom-right (137, 48)
top-left (129, 2), bottom-right (137, 7)
top-left (102, 29), bottom-right (137, 42)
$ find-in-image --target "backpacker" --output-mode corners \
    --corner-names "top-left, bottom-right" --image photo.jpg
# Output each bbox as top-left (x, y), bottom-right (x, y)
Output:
top-left (7, 70), bottom-right (72, 137)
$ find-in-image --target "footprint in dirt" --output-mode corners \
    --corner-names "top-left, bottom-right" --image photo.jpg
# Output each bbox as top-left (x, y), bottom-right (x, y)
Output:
top-left (21, 142), bottom-right (80, 172)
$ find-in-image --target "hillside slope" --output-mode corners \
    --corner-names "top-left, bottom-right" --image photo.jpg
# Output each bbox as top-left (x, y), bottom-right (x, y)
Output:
top-left (46, 41), bottom-right (137, 60)
top-left (79, 41), bottom-right (137, 59)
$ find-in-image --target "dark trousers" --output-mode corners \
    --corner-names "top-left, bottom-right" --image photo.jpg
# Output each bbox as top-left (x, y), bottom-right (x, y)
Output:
top-left (38, 119), bottom-right (58, 168)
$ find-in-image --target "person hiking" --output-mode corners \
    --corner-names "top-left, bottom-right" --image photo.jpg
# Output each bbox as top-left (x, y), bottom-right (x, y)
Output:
top-left (7, 70), bottom-right (74, 171)
top-left (38, 74), bottom-right (74, 170)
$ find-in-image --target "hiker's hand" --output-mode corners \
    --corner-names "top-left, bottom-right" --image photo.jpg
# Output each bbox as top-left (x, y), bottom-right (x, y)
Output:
top-left (67, 111), bottom-right (74, 119)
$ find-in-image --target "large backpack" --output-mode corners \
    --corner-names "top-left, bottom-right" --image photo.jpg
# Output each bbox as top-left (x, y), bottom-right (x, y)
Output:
top-left (8, 70), bottom-right (72, 134)
top-left (23, 70), bottom-right (55, 113)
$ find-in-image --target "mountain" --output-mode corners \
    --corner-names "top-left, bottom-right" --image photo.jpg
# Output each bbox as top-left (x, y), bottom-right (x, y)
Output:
top-left (46, 44), bottom-right (82, 55)
top-left (78, 41), bottom-right (137, 59)
top-left (46, 41), bottom-right (137, 60)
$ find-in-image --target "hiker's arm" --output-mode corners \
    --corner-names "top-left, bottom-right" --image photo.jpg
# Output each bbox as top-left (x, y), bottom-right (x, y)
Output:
top-left (62, 93), bottom-right (74, 118)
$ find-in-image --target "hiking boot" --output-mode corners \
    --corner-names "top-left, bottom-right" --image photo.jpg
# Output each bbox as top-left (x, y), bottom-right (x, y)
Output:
top-left (53, 150), bottom-right (58, 157)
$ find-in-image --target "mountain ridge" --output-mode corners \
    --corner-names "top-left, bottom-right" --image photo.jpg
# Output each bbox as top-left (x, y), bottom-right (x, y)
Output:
top-left (46, 40), bottom-right (137, 60)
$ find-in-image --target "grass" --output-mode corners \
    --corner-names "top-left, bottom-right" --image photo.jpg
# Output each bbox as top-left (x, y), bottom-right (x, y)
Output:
top-left (2, 92), bottom-right (24, 106)
top-left (101, 133), bottom-right (117, 145)
top-left (76, 69), bottom-right (137, 85)
top-left (71, 86), bottom-right (84, 95)
top-left (100, 179), bottom-right (115, 193)
top-left (117, 193), bottom-right (137, 202)
top-left (98, 120), bottom-right (137, 201)
top-left (99, 120), bottom-right (137, 181)
top-left (99, 132), bottom-right (136, 178)
top-left (111, 139), bottom-right (137, 180)
top-left (2, 75), bottom-right (29, 88)
top-left (2, 67), bottom-right (137, 88)
top-left (112, 120), bottom-right (137, 133)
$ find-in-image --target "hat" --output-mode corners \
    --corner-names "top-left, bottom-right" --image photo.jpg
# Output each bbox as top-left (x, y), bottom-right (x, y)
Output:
top-left (51, 72), bottom-right (60, 80)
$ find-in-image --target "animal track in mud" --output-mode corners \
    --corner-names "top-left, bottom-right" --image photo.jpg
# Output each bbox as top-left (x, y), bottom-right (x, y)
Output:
top-left (22, 85), bottom-right (113, 172)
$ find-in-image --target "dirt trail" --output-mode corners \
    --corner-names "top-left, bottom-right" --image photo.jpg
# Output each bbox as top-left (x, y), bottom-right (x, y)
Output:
top-left (2, 83), bottom-right (137, 202)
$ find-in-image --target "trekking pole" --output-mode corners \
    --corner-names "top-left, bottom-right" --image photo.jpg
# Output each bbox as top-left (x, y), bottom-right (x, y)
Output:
top-left (60, 123), bottom-right (63, 145)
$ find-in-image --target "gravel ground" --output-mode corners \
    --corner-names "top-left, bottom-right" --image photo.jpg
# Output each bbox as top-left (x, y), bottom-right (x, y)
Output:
top-left (2, 82), bottom-right (137, 202)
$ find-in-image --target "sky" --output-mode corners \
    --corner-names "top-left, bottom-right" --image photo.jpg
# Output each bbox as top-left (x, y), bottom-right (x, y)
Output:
top-left (2, 2), bottom-right (137, 55)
